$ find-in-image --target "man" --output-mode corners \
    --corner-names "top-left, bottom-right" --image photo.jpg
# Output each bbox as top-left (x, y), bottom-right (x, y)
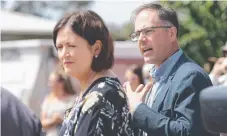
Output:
top-left (1, 87), bottom-right (44, 136)
top-left (124, 3), bottom-right (217, 136)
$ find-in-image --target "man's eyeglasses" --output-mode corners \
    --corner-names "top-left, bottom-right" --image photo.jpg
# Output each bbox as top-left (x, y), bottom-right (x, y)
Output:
top-left (130, 26), bottom-right (172, 42)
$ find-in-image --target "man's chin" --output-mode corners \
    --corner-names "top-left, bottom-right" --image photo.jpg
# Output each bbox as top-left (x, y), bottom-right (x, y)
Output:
top-left (144, 57), bottom-right (154, 64)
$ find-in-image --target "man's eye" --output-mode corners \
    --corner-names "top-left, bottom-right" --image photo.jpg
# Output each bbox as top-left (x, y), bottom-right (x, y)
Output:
top-left (144, 29), bottom-right (154, 34)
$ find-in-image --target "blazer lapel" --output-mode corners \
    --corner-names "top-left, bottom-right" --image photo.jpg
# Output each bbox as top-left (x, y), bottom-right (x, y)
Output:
top-left (151, 53), bottom-right (190, 111)
top-left (151, 77), bottom-right (172, 111)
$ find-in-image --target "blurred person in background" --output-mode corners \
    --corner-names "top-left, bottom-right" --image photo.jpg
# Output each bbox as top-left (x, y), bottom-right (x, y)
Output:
top-left (125, 64), bottom-right (144, 91)
top-left (53, 10), bottom-right (138, 136)
top-left (1, 87), bottom-right (43, 136)
top-left (209, 43), bottom-right (227, 86)
top-left (222, 42), bottom-right (227, 57)
top-left (41, 70), bottom-right (76, 136)
top-left (142, 63), bottom-right (154, 84)
top-left (209, 57), bottom-right (227, 86)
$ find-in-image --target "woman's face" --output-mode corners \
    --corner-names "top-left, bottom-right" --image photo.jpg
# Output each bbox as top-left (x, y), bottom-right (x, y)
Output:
top-left (56, 27), bottom-right (94, 79)
top-left (48, 73), bottom-right (62, 90)
top-left (125, 70), bottom-right (140, 90)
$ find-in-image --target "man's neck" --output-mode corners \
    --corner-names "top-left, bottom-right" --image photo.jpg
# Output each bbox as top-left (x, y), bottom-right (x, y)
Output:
top-left (155, 47), bottom-right (180, 68)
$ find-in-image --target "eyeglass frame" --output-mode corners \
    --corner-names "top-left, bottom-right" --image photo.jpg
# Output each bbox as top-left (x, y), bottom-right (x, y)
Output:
top-left (130, 26), bottom-right (172, 42)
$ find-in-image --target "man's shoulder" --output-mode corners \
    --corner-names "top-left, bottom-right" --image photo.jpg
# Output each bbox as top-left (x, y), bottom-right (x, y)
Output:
top-left (1, 88), bottom-right (42, 136)
top-left (174, 55), bottom-right (208, 79)
top-left (178, 61), bottom-right (206, 74)
top-left (170, 60), bottom-right (212, 90)
top-left (1, 88), bottom-right (38, 119)
top-left (168, 53), bottom-right (211, 83)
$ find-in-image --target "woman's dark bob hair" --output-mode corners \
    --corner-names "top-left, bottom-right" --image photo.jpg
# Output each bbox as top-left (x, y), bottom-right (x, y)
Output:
top-left (53, 10), bottom-right (114, 72)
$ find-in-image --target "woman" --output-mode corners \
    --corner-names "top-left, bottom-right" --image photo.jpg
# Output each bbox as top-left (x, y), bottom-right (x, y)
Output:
top-left (125, 65), bottom-right (144, 91)
top-left (53, 10), bottom-right (138, 136)
top-left (41, 70), bottom-right (76, 136)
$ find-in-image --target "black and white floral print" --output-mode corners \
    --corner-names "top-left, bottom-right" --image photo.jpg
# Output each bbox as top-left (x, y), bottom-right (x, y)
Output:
top-left (59, 77), bottom-right (138, 136)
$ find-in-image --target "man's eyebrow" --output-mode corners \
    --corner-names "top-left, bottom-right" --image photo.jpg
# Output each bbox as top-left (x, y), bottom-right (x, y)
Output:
top-left (135, 25), bottom-right (147, 32)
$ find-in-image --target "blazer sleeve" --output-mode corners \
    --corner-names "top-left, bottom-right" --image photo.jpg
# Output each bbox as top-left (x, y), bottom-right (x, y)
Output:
top-left (132, 71), bottom-right (212, 136)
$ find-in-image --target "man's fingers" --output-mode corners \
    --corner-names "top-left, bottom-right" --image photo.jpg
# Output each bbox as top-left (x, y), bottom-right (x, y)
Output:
top-left (125, 81), bottom-right (133, 93)
top-left (141, 82), bottom-right (153, 96)
top-left (123, 82), bottom-right (127, 89)
top-left (135, 84), bottom-right (144, 93)
top-left (140, 82), bottom-right (153, 101)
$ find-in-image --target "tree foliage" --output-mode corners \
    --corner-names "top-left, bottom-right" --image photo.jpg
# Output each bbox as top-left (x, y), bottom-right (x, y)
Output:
top-left (162, 1), bottom-right (227, 66)
top-left (109, 22), bottom-right (133, 41)
top-left (110, 1), bottom-right (227, 66)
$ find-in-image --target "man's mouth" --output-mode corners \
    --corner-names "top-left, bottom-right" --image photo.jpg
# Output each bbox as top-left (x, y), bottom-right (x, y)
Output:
top-left (143, 48), bottom-right (153, 53)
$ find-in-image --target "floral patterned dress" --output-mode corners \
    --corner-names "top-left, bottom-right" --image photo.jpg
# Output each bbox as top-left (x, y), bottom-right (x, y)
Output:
top-left (59, 77), bottom-right (138, 136)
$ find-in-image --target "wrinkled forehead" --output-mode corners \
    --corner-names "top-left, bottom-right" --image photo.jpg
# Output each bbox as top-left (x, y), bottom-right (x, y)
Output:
top-left (56, 27), bottom-right (80, 44)
top-left (134, 9), bottom-right (162, 31)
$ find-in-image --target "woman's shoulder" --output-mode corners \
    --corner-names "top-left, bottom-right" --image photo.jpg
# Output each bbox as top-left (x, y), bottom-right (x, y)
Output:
top-left (90, 77), bottom-right (126, 99)
top-left (81, 77), bottom-right (127, 113)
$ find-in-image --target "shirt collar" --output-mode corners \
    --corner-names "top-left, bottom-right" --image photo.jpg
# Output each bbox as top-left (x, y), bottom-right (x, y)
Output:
top-left (150, 49), bottom-right (183, 82)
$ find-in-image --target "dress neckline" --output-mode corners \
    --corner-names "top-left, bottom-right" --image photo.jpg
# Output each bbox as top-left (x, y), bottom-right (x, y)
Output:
top-left (81, 76), bottom-right (119, 99)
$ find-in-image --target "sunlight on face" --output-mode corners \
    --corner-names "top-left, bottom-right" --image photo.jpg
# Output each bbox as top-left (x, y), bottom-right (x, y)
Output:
top-left (135, 9), bottom-right (172, 66)
top-left (56, 27), bottom-right (94, 79)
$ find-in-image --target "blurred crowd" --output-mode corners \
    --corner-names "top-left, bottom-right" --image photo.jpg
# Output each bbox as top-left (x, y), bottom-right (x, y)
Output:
top-left (1, 2), bottom-right (226, 136)
top-left (2, 54), bottom-right (226, 136)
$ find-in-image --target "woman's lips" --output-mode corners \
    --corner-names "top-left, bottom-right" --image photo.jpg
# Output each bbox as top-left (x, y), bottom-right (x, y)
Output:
top-left (64, 62), bottom-right (73, 66)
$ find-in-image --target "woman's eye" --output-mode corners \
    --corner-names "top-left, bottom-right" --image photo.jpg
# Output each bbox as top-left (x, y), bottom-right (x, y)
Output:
top-left (56, 46), bottom-right (63, 49)
top-left (69, 45), bottom-right (76, 48)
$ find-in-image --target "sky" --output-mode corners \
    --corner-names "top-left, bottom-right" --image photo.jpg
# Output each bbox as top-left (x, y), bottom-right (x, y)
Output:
top-left (91, 0), bottom-right (152, 25)
top-left (2, 0), bottom-right (153, 25)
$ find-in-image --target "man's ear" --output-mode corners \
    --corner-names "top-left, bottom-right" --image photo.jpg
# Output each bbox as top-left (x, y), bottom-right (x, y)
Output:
top-left (92, 40), bottom-right (102, 57)
top-left (169, 26), bottom-right (177, 41)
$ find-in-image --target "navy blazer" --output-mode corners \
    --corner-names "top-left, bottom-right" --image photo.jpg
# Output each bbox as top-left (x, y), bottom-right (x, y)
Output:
top-left (132, 53), bottom-right (218, 136)
top-left (1, 88), bottom-right (43, 136)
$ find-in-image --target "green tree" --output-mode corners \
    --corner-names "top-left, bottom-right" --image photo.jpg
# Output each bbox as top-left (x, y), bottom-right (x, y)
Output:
top-left (109, 22), bottom-right (133, 41)
top-left (162, 1), bottom-right (227, 66)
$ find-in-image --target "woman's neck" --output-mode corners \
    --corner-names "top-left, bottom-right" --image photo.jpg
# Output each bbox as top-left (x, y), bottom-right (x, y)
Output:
top-left (78, 70), bottom-right (99, 98)
top-left (78, 70), bottom-right (114, 98)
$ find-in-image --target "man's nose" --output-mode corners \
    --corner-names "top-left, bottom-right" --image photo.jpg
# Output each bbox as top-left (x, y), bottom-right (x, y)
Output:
top-left (138, 32), bottom-right (146, 42)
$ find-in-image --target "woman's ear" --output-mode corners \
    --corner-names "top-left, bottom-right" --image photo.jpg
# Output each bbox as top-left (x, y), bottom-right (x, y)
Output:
top-left (92, 40), bottom-right (102, 57)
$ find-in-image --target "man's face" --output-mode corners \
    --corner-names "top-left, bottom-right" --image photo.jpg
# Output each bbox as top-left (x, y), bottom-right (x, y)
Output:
top-left (134, 9), bottom-right (174, 67)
